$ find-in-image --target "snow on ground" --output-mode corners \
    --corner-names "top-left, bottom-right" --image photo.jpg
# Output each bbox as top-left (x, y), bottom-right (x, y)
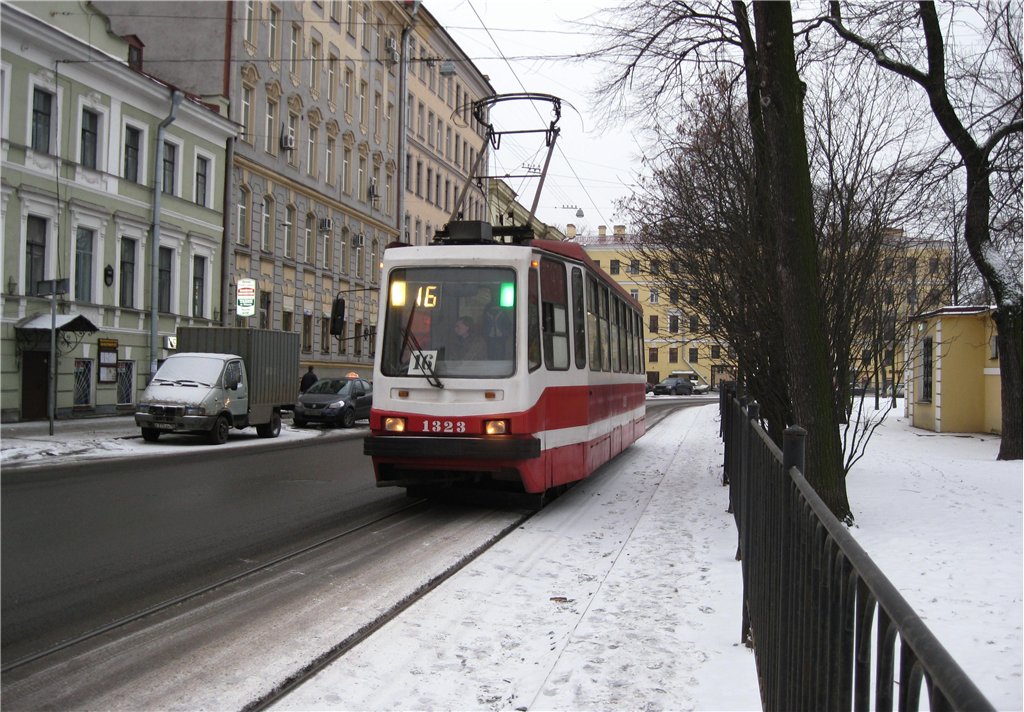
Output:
top-left (273, 402), bottom-right (1021, 711)
top-left (1, 401), bottom-right (1019, 710)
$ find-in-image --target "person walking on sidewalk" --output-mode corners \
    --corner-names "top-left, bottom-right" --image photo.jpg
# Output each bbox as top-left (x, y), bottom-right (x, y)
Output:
top-left (300, 365), bottom-right (318, 393)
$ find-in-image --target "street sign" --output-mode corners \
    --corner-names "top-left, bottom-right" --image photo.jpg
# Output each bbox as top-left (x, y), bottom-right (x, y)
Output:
top-left (237, 278), bottom-right (256, 317)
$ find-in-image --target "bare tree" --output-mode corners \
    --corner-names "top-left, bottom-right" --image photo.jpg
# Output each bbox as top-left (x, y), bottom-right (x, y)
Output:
top-left (825, 1), bottom-right (1022, 458)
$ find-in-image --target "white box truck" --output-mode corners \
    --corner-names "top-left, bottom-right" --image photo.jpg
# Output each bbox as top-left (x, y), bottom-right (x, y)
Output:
top-left (135, 327), bottom-right (300, 444)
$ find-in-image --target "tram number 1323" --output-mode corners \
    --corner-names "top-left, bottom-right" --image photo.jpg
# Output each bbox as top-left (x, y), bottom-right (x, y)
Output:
top-left (421, 419), bottom-right (467, 433)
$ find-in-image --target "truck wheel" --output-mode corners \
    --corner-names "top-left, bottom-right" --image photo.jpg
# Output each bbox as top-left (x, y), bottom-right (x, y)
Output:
top-left (256, 411), bottom-right (282, 438)
top-left (340, 408), bottom-right (356, 428)
top-left (141, 427), bottom-right (161, 442)
top-left (208, 415), bottom-right (230, 445)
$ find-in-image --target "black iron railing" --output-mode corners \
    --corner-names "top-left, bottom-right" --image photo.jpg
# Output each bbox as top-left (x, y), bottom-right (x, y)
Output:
top-left (720, 384), bottom-right (995, 711)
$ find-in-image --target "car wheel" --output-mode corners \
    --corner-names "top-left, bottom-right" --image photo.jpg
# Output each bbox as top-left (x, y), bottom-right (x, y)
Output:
top-left (208, 415), bottom-right (230, 445)
top-left (340, 407), bottom-right (356, 428)
top-left (256, 411), bottom-right (282, 438)
top-left (141, 427), bottom-right (161, 442)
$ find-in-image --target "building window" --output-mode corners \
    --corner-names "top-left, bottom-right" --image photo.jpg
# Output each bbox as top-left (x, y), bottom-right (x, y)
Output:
top-left (307, 124), bottom-right (319, 177)
top-left (117, 361), bottom-right (135, 405)
top-left (290, 24), bottom-right (301, 76)
top-left (124, 125), bottom-right (141, 182)
top-left (283, 310), bottom-right (293, 332)
top-left (648, 347), bottom-right (658, 364)
top-left (669, 348), bottom-right (678, 364)
top-left (120, 238), bottom-right (136, 308)
top-left (268, 5), bottom-right (280, 59)
top-left (343, 146), bottom-right (352, 193)
top-left (327, 53), bottom-right (338, 104)
top-left (629, 259), bottom-right (640, 274)
top-left (259, 291), bottom-right (271, 329)
top-left (80, 108), bottom-right (99, 169)
top-left (241, 85), bottom-right (253, 142)
top-left (75, 227), bottom-right (94, 302)
top-left (344, 68), bottom-right (353, 115)
top-left (244, 0), bottom-right (256, 44)
top-left (669, 314), bottom-right (678, 333)
top-left (261, 196), bottom-right (274, 252)
top-left (321, 317), bottom-right (331, 354)
top-left (284, 205), bottom-right (296, 258)
top-left (359, 81), bottom-right (367, 125)
top-left (195, 156), bottom-right (209, 207)
top-left (711, 344), bottom-right (721, 359)
top-left (287, 112), bottom-right (299, 165)
top-left (26, 215), bottom-right (47, 296)
top-left (610, 259), bottom-right (620, 275)
top-left (302, 314), bottom-right (314, 352)
top-left (193, 254), bottom-right (206, 317)
top-left (326, 135), bottom-right (336, 185)
top-left (237, 186), bottom-right (250, 245)
top-left (74, 359), bottom-right (93, 406)
top-left (304, 213), bottom-right (314, 262)
top-left (162, 141), bottom-right (176, 195)
top-left (265, 98), bottom-right (278, 154)
top-left (689, 347), bottom-right (699, 363)
top-left (921, 336), bottom-right (933, 402)
top-left (310, 38), bottom-right (320, 92)
top-left (32, 87), bottom-right (53, 153)
top-left (649, 289), bottom-right (658, 304)
top-left (358, 155), bottom-right (367, 201)
top-left (689, 314), bottom-right (699, 332)
top-left (648, 314), bottom-right (658, 333)
top-left (158, 246), bottom-right (173, 312)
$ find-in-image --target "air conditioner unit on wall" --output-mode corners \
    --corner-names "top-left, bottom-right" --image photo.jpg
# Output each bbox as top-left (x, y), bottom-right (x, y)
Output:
top-left (385, 37), bottom-right (398, 53)
top-left (353, 234), bottom-right (365, 248)
top-left (281, 133), bottom-right (295, 150)
top-left (319, 218), bottom-right (334, 232)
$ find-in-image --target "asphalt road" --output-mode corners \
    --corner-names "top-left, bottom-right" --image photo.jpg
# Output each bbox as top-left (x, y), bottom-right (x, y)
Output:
top-left (1, 431), bottom-right (405, 663)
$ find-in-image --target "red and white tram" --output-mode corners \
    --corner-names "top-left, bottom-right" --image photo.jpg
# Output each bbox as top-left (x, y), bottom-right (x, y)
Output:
top-left (364, 222), bottom-right (646, 497)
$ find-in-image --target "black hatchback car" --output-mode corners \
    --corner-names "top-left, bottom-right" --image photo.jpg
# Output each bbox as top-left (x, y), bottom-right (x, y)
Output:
top-left (652, 377), bottom-right (693, 396)
top-left (293, 377), bottom-right (373, 428)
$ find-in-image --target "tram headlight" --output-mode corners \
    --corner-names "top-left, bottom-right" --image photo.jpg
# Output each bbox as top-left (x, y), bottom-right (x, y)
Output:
top-left (484, 419), bottom-right (509, 435)
top-left (384, 417), bottom-right (406, 432)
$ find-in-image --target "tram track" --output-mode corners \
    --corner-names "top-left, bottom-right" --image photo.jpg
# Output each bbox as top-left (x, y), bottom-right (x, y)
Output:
top-left (1, 498), bottom-right (430, 675)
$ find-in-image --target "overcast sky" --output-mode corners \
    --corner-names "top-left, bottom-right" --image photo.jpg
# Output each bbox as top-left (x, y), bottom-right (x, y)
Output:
top-left (425, 0), bottom-right (642, 234)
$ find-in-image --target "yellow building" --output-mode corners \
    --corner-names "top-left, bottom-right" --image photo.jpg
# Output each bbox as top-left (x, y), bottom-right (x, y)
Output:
top-left (573, 225), bottom-right (734, 388)
top-left (906, 306), bottom-right (1001, 434)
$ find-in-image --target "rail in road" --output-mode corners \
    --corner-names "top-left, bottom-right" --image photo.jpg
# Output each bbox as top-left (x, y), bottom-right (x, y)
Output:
top-left (1, 401), bottom-right (696, 710)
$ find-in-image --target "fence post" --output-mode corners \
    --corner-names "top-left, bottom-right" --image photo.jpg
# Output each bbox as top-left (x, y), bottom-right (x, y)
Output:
top-left (783, 425), bottom-right (807, 474)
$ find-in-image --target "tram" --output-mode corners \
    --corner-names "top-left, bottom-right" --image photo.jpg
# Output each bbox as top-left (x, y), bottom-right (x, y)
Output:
top-left (363, 221), bottom-right (646, 496)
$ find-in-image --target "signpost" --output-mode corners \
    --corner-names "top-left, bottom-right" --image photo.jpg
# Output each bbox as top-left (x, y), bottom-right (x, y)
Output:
top-left (36, 278), bottom-right (69, 436)
top-left (237, 278), bottom-right (256, 319)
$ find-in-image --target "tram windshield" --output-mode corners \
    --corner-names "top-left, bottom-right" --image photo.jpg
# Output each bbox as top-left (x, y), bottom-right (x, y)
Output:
top-left (381, 266), bottom-right (517, 379)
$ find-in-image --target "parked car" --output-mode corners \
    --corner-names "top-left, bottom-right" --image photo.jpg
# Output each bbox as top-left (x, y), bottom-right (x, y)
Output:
top-left (653, 377), bottom-right (693, 396)
top-left (293, 376), bottom-right (373, 428)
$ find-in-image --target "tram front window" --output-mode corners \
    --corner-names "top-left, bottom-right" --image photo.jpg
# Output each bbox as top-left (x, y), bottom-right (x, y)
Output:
top-left (382, 267), bottom-right (517, 378)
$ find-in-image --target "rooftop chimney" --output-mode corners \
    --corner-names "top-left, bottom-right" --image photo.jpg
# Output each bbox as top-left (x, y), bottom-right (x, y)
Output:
top-left (566, 223), bottom-right (577, 239)
top-left (614, 224), bottom-right (626, 237)
top-left (598, 225), bottom-right (607, 237)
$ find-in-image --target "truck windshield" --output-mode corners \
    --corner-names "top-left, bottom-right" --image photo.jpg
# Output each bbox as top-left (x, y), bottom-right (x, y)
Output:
top-left (381, 267), bottom-right (516, 379)
top-left (154, 355), bottom-right (225, 386)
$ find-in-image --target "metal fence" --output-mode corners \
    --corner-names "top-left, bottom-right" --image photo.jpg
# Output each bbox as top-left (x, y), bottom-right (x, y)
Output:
top-left (720, 384), bottom-right (995, 711)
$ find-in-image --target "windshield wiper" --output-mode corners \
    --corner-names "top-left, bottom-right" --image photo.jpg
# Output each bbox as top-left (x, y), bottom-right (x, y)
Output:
top-left (402, 305), bottom-right (443, 389)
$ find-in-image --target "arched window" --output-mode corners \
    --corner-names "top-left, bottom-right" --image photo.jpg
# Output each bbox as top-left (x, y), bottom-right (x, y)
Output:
top-left (304, 213), bottom-right (315, 263)
top-left (284, 204), bottom-right (296, 258)
top-left (371, 238), bottom-right (380, 283)
top-left (261, 195), bottom-right (275, 252)
top-left (236, 185), bottom-right (250, 245)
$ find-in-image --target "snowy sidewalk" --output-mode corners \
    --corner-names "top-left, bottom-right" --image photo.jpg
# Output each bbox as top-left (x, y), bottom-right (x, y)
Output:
top-left (274, 404), bottom-right (762, 711)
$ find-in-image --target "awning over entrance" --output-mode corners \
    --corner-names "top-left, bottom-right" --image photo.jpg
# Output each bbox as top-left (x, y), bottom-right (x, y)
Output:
top-left (15, 313), bottom-right (99, 333)
top-left (13, 312), bottom-right (100, 358)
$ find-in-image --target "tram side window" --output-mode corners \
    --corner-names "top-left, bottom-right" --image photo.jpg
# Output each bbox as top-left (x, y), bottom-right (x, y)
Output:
top-left (528, 267), bottom-right (542, 371)
top-left (571, 267), bottom-right (586, 370)
top-left (619, 302), bottom-right (630, 372)
top-left (625, 305), bottom-right (634, 373)
top-left (587, 276), bottom-right (601, 370)
top-left (609, 295), bottom-right (621, 372)
top-left (540, 259), bottom-right (569, 370)
top-left (635, 311), bottom-right (645, 373)
top-left (599, 285), bottom-right (610, 372)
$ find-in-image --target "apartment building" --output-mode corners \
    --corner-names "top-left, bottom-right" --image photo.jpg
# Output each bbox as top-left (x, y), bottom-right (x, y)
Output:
top-left (402, 5), bottom-right (493, 245)
top-left (0, 2), bottom-right (236, 422)
top-left (573, 224), bottom-right (735, 388)
top-left (95, 0), bottom-right (411, 379)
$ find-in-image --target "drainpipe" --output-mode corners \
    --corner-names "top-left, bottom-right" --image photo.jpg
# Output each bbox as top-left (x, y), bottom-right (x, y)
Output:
top-left (396, 1), bottom-right (421, 243)
top-left (150, 89), bottom-right (182, 381)
top-left (221, 136), bottom-right (235, 325)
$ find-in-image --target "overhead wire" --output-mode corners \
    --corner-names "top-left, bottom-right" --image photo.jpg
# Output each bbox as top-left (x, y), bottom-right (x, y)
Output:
top-left (465, 0), bottom-right (612, 228)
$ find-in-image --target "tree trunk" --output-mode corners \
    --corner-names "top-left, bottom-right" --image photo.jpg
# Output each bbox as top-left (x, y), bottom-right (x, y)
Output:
top-left (752, 2), bottom-right (852, 521)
